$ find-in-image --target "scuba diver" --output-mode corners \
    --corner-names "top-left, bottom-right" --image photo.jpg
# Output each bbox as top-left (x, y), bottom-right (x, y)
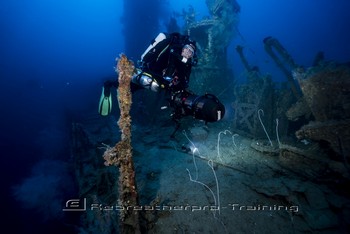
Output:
top-left (98, 32), bottom-right (225, 128)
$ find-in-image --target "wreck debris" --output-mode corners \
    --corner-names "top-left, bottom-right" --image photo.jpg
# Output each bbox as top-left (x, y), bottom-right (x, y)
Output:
top-left (312, 51), bottom-right (325, 67)
top-left (70, 118), bottom-right (121, 233)
top-left (236, 36), bottom-right (350, 163)
top-left (296, 65), bottom-right (350, 122)
top-left (263, 36), bottom-right (302, 99)
top-left (285, 97), bottom-right (312, 121)
top-left (232, 75), bottom-right (276, 139)
top-left (102, 54), bottom-right (141, 234)
top-left (236, 45), bottom-right (254, 72)
top-left (263, 36), bottom-right (350, 159)
top-left (183, 0), bottom-right (239, 98)
top-left (233, 44), bottom-right (297, 142)
top-left (250, 140), bottom-right (279, 155)
top-left (292, 63), bottom-right (350, 159)
top-left (296, 120), bottom-right (350, 159)
top-left (268, 44), bottom-right (350, 159)
top-left (190, 0), bottom-right (239, 67)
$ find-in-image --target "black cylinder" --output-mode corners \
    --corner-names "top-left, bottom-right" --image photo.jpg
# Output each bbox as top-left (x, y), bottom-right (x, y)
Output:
top-left (176, 93), bottom-right (225, 122)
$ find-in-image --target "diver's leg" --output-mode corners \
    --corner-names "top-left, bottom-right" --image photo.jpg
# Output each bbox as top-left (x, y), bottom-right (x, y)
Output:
top-left (103, 80), bottom-right (118, 96)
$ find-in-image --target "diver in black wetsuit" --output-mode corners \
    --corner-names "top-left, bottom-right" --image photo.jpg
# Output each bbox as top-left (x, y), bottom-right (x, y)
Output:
top-left (98, 32), bottom-right (225, 125)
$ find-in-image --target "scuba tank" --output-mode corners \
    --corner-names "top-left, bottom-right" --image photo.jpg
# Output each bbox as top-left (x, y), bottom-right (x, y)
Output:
top-left (141, 33), bottom-right (167, 61)
top-left (131, 69), bottom-right (161, 93)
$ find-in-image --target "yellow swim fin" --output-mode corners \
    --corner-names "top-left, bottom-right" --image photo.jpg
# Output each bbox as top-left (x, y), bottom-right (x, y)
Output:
top-left (98, 87), bottom-right (112, 116)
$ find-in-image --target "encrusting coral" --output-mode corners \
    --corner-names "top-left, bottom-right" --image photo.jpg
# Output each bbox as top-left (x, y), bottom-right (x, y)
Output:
top-left (102, 54), bottom-right (141, 234)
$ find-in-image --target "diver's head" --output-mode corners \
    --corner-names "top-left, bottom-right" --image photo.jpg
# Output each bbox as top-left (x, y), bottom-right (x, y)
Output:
top-left (182, 43), bottom-right (196, 59)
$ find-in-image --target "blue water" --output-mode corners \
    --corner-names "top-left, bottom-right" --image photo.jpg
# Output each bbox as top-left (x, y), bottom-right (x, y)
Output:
top-left (1, 0), bottom-right (349, 233)
top-left (230, 0), bottom-right (350, 80)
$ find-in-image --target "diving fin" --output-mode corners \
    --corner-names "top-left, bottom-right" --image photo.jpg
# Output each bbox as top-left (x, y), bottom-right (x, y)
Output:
top-left (98, 87), bottom-right (112, 116)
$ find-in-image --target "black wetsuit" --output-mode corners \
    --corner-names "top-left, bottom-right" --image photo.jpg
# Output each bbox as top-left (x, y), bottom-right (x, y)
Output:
top-left (103, 32), bottom-right (196, 94)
